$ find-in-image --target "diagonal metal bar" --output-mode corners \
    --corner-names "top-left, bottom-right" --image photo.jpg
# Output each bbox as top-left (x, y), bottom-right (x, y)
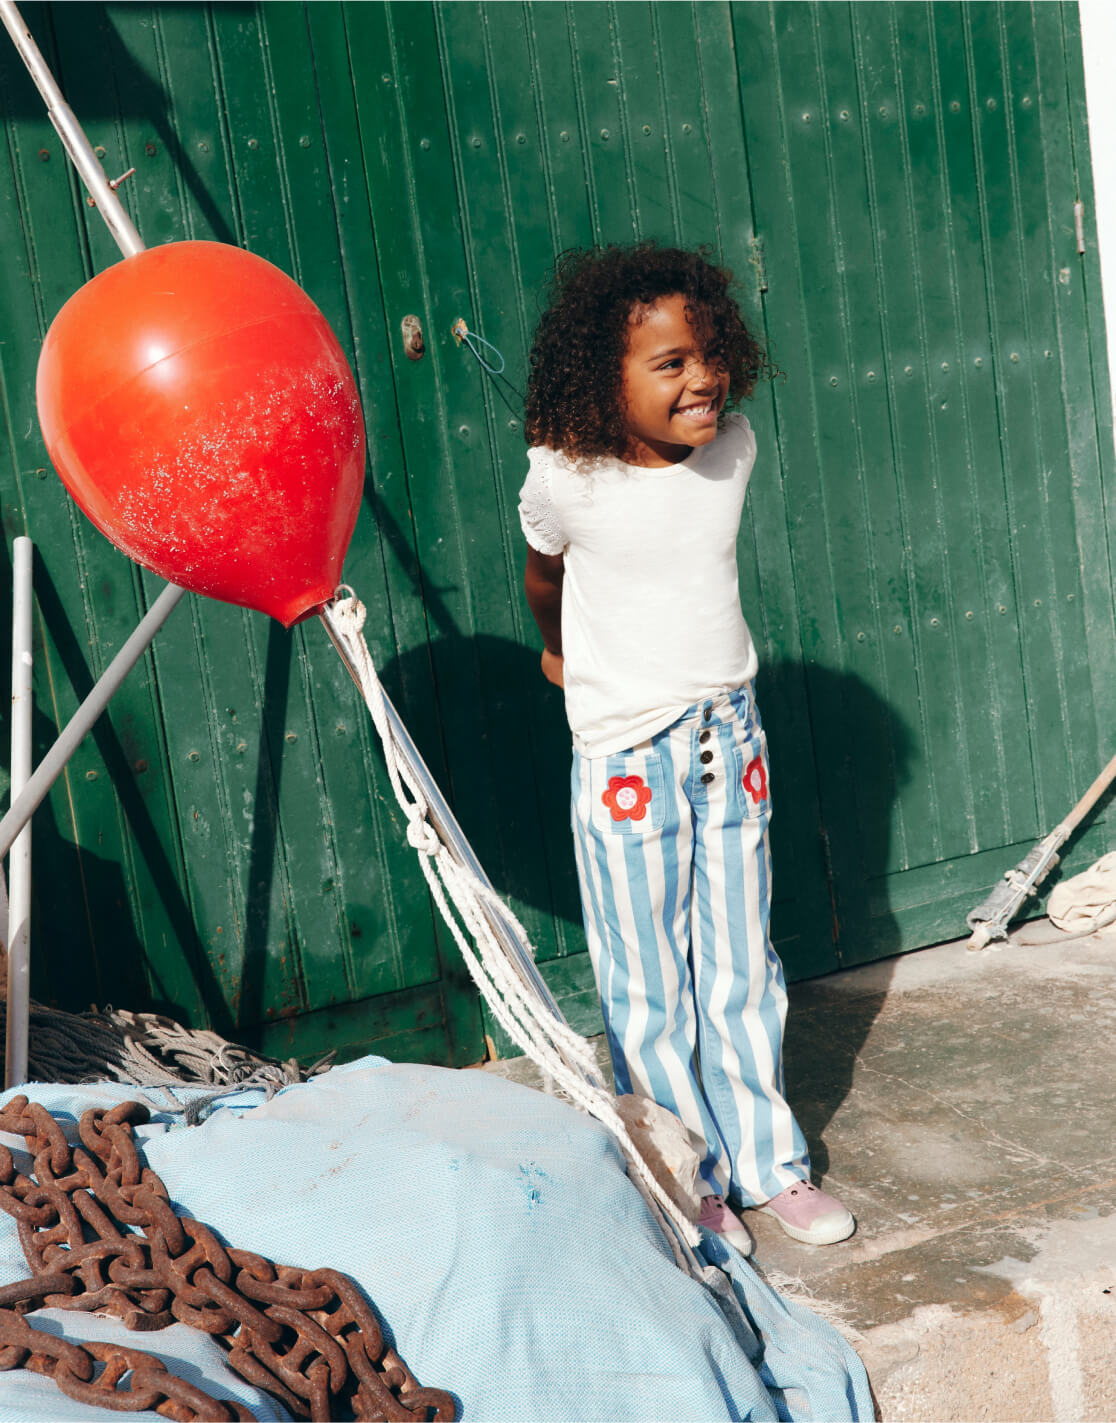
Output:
top-left (0, 581), bottom-right (186, 863)
top-left (0, 0), bottom-right (143, 256)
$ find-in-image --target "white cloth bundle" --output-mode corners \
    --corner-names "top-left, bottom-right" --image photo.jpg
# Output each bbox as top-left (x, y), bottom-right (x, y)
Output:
top-left (1047, 850), bottom-right (1116, 931)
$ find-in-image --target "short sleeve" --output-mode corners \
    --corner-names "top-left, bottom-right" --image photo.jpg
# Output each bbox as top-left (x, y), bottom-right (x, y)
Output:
top-left (518, 446), bottom-right (568, 556)
top-left (721, 409), bottom-right (755, 448)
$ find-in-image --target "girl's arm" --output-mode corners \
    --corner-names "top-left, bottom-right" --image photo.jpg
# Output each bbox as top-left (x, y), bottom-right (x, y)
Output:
top-left (524, 545), bottom-right (565, 687)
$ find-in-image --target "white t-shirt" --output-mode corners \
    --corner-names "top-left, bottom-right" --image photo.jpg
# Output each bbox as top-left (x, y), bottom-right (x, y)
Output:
top-left (518, 412), bottom-right (759, 758)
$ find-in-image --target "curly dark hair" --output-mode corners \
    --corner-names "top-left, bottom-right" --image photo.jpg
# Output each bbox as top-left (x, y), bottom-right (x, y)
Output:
top-left (524, 242), bottom-right (770, 460)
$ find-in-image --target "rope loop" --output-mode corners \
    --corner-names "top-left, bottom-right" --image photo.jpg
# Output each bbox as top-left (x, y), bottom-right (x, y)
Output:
top-left (406, 813), bottom-right (441, 856)
top-left (331, 588), bottom-right (365, 634)
top-left (452, 318), bottom-right (507, 376)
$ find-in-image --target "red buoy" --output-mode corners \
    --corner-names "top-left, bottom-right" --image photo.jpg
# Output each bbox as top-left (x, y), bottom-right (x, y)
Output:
top-left (36, 241), bottom-right (365, 628)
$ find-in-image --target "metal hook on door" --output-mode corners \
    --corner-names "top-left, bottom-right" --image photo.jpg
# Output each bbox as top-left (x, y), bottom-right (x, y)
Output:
top-left (452, 318), bottom-right (506, 376)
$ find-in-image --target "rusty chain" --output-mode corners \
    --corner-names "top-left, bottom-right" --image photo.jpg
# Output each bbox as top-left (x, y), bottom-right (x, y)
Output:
top-left (0, 1095), bottom-right (456, 1421)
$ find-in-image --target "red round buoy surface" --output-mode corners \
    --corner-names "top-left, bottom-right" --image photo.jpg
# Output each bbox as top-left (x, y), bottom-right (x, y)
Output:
top-left (36, 241), bottom-right (366, 627)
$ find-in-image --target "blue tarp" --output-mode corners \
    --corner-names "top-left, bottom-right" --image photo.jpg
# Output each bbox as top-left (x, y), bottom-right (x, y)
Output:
top-left (0, 1057), bottom-right (872, 1421)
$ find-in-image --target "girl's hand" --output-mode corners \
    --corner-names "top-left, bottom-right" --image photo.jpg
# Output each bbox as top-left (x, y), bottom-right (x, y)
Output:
top-left (540, 648), bottom-right (565, 687)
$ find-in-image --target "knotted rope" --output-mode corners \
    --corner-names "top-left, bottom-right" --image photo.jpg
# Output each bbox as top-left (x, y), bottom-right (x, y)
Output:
top-left (4, 999), bottom-right (327, 1121)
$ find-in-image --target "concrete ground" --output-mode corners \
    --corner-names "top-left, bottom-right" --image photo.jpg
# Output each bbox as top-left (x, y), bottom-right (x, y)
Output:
top-left (483, 923), bottom-right (1116, 1422)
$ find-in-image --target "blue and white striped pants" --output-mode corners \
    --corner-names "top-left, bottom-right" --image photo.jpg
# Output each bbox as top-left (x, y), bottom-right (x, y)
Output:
top-left (571, 684), bottom-right (810, 1207)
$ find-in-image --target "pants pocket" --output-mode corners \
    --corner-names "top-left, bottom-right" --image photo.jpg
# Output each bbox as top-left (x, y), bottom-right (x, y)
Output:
top-left (590, 751), bottom-right (667, 835)
top-left (733, 729), bottom-right (771, 819)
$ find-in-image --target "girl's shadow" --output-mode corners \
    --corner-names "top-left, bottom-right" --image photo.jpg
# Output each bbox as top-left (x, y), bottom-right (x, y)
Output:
top-left (762, 658), bottom-right (915, 1177)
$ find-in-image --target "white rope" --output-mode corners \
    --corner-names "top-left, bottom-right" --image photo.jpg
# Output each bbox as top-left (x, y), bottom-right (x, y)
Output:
top-left (7, 1000), bottom-right (323, 1097)
top-left (329, 593), bottom-right (701, 1253)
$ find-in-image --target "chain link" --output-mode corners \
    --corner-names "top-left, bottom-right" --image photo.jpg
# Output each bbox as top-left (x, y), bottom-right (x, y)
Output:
top-left (0, 1095), bottom-right (456, 1421)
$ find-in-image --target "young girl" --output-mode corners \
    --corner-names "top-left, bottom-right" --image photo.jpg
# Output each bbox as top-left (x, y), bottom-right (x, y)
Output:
top-left (518, 244), bottom-right (854, 1251)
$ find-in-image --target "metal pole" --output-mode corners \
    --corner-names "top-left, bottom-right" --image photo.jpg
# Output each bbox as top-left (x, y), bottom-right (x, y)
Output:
top-left (317, 607), bottom-right (592, 1064)
top-left (0, 582), bottom-right (186, 862)
top-left (6, 538), bottom-right (33, 1087)
top-left (0, 0), bottom-right (143, 258)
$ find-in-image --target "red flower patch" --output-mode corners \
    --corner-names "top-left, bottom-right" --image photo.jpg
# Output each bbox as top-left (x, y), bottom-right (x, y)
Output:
top-left (602, 774), bottom-right (653, 823)
top-left (742, 755), bottom-right (768, 805)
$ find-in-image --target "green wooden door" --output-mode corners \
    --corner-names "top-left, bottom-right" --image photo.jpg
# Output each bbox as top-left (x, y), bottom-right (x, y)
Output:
top-left (733, 1), bottom-right (1116, 964)
top-left (0, 0), bottom-right (490, 1067)
top-left (400, 0), bottom-right (1116, 1018)
top-left (1, 2), bottom-right (1112, 1068)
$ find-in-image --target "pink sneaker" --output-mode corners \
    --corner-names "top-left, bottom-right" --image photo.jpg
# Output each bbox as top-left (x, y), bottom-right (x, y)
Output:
top-left (759, 1181), bottom-right (855, 1245)
top-left (698, 1193), bottom-right (753, 1256)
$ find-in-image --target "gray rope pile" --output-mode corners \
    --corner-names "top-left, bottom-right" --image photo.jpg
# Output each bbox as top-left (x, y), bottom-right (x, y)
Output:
top-left (3, 999), bottom-right (332, 1093)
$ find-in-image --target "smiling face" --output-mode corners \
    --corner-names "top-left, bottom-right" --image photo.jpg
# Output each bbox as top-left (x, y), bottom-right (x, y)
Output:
top-left (618, 292), bottom-right (731, 467)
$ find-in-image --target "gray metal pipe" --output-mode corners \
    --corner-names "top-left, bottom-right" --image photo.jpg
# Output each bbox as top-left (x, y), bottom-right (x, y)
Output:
top-left (0, 0), bottom-right (143, 258)
top-left (6, 537), bottom-right (34, 1087)
top-left (0, 582), bottom-right (186, 862)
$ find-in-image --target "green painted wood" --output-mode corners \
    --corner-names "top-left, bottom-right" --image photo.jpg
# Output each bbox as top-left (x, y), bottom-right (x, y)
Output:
top-left (431, 2), bottom-right (564, 968)
top-left (2, 1), bottom-right (1114, 1073)
top-left (849, 2), bottom-right (1033, 869)
top-left (300, 1), bottom-right (450, 1013)
top-left (0, 0), bottom-right (484, 1067)
top-left (731, 0), bottom-right (1116, 966)
top-left (1060, 8), bottom-right (1116, 790)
